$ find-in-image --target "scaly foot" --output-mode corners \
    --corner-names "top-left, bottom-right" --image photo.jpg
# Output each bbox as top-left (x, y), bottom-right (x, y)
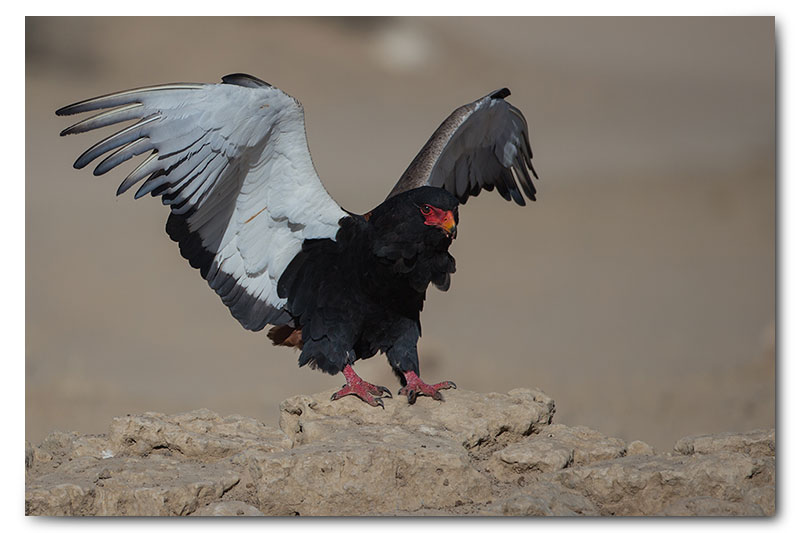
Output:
top-left (398, 370), bottom-right (457, 404)
top-left (330, 364), bottom-right (392, 408)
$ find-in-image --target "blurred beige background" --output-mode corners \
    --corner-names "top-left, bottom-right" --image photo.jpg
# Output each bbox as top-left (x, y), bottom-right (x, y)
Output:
top-left (26, 17), bottom-right (774, 451)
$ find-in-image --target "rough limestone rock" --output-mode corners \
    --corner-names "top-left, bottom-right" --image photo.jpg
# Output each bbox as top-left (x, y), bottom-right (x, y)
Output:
top-left (26, 454), bottom-right (240, 516)
top-left (626, 440), bottom-right (655, 456)
top-left (486, 483), bottom-right (600, 516)
top-left (25, 389), bottom-right (774, 516)
top-left (550, 448), bottom-right (774, 516)
top-left (239, 427), bottom-right (492, 515)
top-left (108, 408), bottom-right (292, 458)
top-left (674, 429), bottom-right (775, 457)
top-left (278, 387), bottom-right (556, 451)
top-left (191, 501), bottom-right (265, 516)
top-left (488, 424), bottom-right (627, 481)
top-left (660, 497), bottom-right (765, 516)
top-left (241, 387), bottom-right (555, 515)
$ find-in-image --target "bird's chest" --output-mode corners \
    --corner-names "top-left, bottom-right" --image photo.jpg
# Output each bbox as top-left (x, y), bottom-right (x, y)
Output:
top-left (313, 246), bottom-right (434, 321)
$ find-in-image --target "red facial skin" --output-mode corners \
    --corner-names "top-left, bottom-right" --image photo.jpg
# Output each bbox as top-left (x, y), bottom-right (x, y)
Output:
top-left (420, 204), bottom-right (456, 237)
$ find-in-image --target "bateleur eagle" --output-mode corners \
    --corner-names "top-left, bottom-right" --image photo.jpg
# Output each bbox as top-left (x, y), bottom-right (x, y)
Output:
top-left (56, 73), bottom-right (538, 407)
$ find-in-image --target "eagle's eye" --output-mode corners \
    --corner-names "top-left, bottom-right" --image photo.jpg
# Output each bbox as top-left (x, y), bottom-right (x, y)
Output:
top-left (420, 204), bottom-right (433, 216)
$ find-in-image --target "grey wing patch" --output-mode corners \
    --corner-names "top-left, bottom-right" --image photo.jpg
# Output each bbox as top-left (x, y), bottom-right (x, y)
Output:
top-left (387, 88), bottom-right (538, 206)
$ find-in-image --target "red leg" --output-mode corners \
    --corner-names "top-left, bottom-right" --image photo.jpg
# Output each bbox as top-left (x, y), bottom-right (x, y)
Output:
top-left (330, 365), bottom-right (393, 408)
top-left (398, 371), bottom-right (457, 404)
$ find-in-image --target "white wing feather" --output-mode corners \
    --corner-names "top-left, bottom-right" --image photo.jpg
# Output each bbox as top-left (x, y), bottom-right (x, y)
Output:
top-left (57, 75), bottom-right (348, 331)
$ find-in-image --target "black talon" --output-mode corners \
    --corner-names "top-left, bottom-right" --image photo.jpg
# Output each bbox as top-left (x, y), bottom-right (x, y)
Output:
top-left (376, 398), bottom-right (385, 409)
top-left (407, 390), bottom-right (418, 405)
top-left (376, 386), bottom-right (392, 398)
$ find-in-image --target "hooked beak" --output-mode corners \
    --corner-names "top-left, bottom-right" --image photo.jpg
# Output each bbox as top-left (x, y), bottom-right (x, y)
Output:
top-left (436, 211), bottom-right (457, 239)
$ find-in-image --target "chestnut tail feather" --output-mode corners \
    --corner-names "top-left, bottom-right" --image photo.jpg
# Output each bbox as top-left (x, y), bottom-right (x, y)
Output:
top-left (267, 325), bottom-right (304, 349)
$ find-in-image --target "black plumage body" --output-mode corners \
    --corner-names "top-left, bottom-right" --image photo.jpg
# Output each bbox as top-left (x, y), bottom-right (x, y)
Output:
top-left (277, 187), bottom-right (458, 378)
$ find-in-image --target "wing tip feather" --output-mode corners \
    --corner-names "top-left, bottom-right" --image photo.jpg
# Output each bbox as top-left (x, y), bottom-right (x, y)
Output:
top-left (490, 88), bottom-right (511, 100)
top-left (55, 105), bottom-right (75, 117)
top-left (221, 73), bottom-right (272, 88)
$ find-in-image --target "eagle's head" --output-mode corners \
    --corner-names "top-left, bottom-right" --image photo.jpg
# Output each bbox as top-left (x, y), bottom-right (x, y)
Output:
top-left (367, 186), bottom-right (458, 292)
top-left (369, 186), bottom-right (459, 247)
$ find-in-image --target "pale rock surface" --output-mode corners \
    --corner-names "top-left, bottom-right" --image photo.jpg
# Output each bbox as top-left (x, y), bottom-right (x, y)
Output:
top-left (191, 500), bottom-right (265, 516)
top-left (551, 448), bottom-right (774, 516)
top-left (26, 454), bottom-right (240, 516)
top-left (486, 483), bottom-right (599, 516)
top-left (488, 424), bottom-right (627, 481)
top-left (674, 428), bottom-right (775, 457)
top-left (25, 389), bottom-right (774, 516)
top-left (278, 387), bottom-right (556, 450)
top-left (626, 440), bottom-right (655, 456)
top-left (108, 408), bottom-right (292, 458)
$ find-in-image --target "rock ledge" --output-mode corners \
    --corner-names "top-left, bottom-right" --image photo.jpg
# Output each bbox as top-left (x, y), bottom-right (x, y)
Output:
top-left (25, 388), bottom-right (774, 516)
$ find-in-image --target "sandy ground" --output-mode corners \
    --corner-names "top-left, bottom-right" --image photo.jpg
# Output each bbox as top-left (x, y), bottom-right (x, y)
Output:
top-left (26, 17), bottom-right (774, 451)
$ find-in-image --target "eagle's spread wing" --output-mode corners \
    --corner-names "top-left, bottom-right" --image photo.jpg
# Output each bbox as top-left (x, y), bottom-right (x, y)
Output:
top-left (386, 88), bottom-right (537, 206)
top-left (57, 73), bottom-right (348, 331)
